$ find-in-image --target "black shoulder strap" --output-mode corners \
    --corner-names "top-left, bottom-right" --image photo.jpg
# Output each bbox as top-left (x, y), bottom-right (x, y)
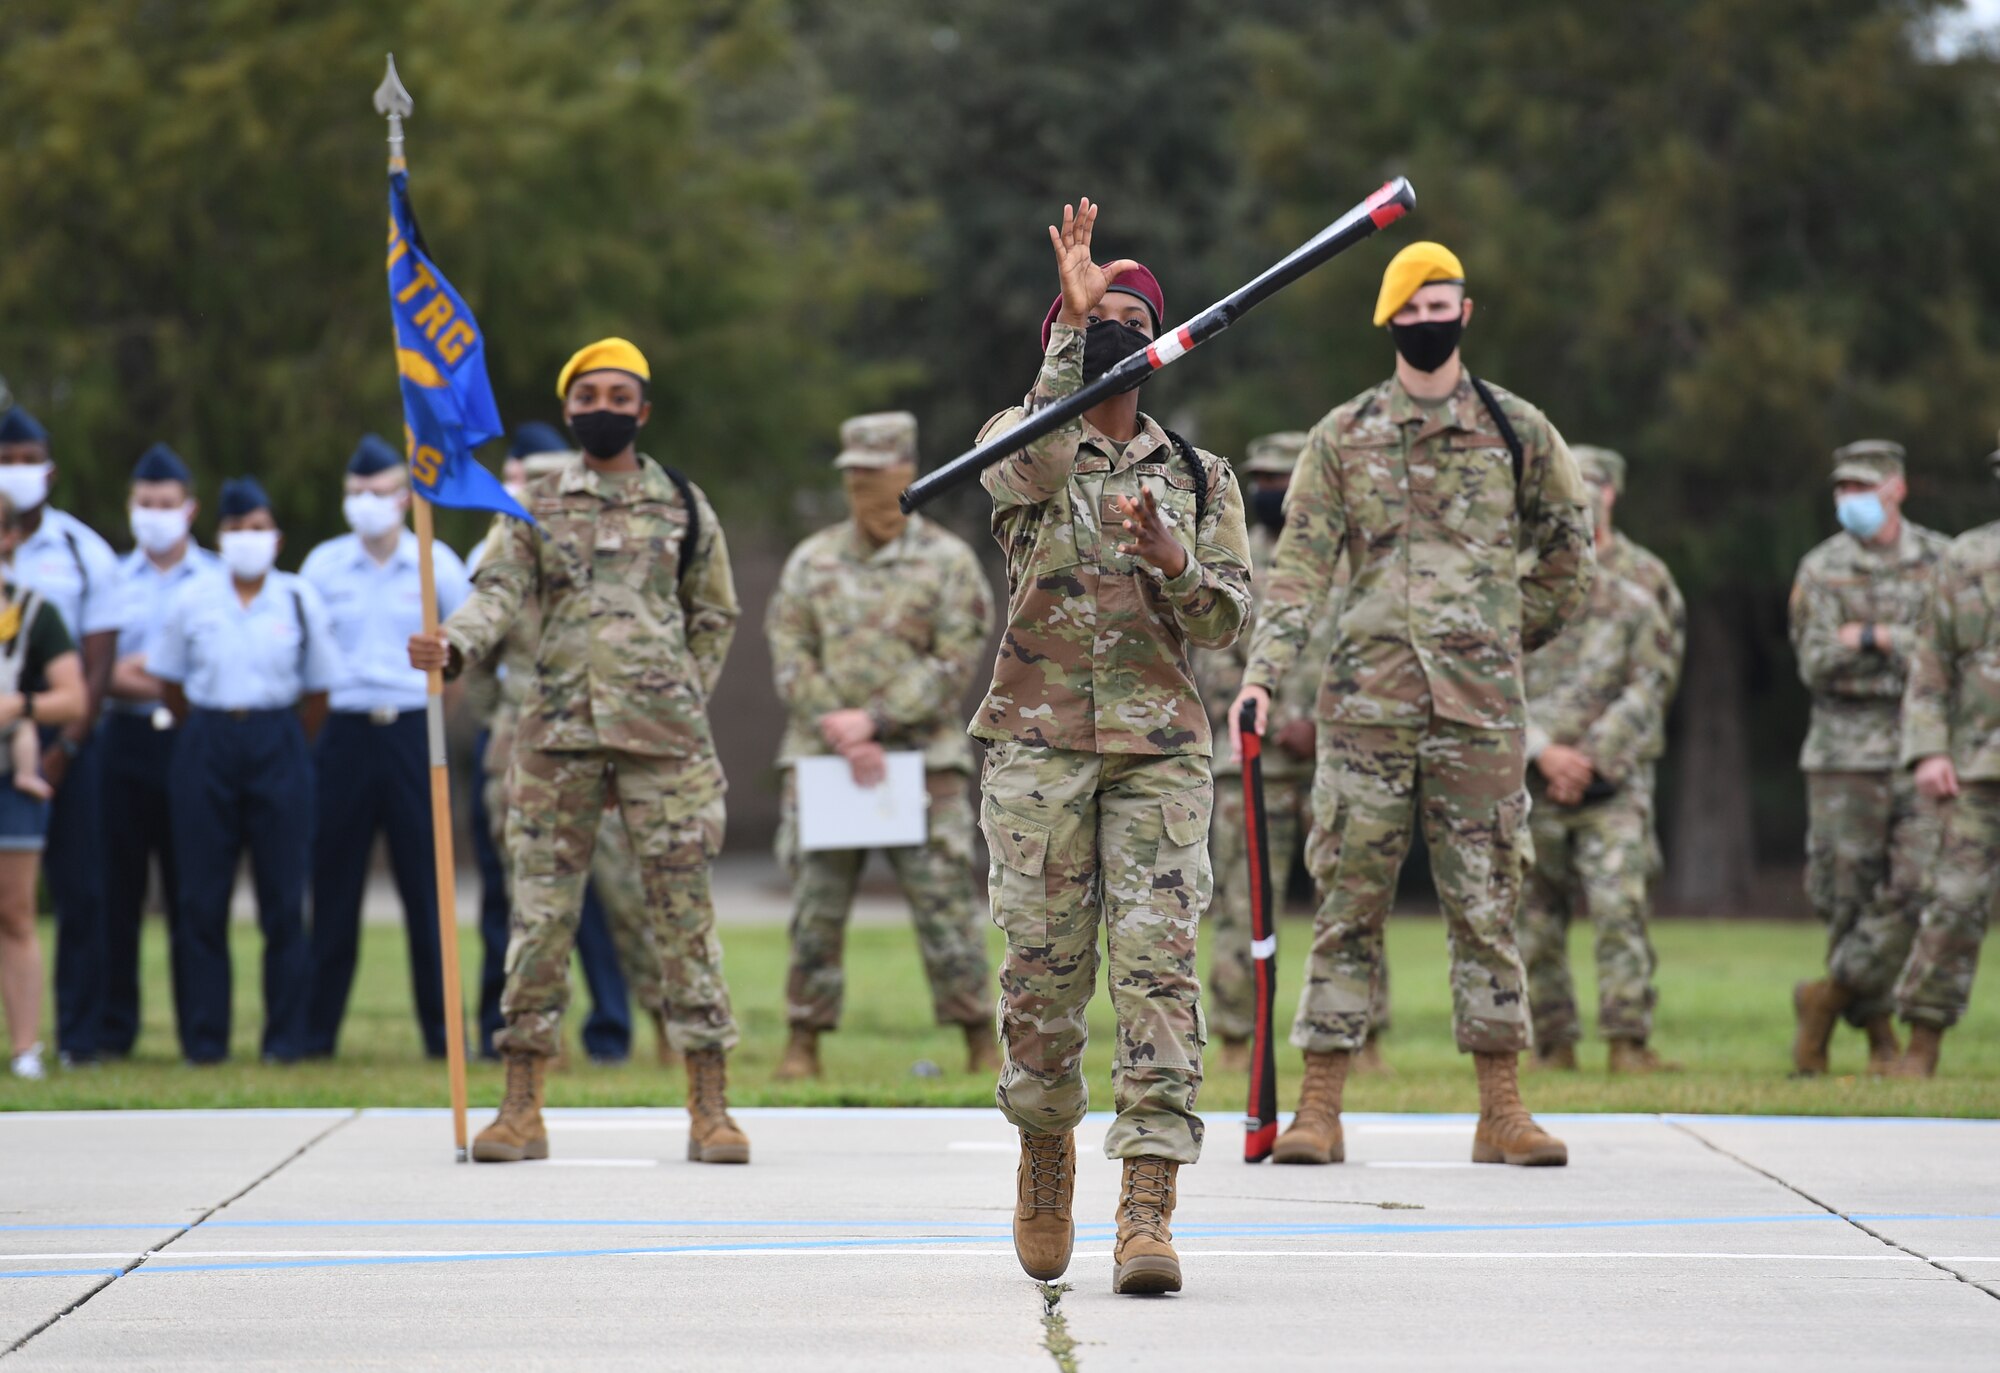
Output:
top-left (1466, 374), bottom-right (1525, 493)
top-left (289, 583), bottom-right (309, 677)
top-left (1159, 427), bottom-right (1209, 534)
top-left (658, 463), bottom-right (701, 582)
top-left (60, 527), bottom-right (88, 597)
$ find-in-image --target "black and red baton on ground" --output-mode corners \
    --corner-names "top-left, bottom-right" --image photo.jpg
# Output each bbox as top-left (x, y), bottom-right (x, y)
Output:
top-left (1239, 699), bottom-right (1280, 1163)
top-left (900, 177), bottom-right (1416, 512)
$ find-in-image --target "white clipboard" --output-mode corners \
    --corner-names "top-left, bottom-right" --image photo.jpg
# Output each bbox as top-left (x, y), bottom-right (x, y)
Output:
top-left (795, 752), bottom-right (928, 852)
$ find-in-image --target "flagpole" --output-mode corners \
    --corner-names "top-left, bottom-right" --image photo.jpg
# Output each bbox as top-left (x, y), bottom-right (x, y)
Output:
top-left (378, 53), bottom-right (471, 1163)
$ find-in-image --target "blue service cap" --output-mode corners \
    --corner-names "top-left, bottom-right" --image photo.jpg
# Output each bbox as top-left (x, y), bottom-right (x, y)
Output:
top-left (348, 433), bottom-right (403, 476)
top-left (508, 421), bottom-right (568, 458)
top-left (132, 442), bottom-right (192, 485)
top-left (0, 407), bottom-right (48, 445)
top-left (218, 476), bottom-right (272, 518)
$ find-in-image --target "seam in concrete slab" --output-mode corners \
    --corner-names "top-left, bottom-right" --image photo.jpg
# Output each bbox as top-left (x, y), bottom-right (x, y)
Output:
top-left (0, 1109), bottom-right (358, 1359)
top-left (1666, 1117), bottom-right (2000, 1305)
top-left (1037, 1282), bottom-right (1081, 1373)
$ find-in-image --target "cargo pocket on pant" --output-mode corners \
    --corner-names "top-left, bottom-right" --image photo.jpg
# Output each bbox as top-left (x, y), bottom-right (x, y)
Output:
top-left (1303, 772), bottom-right (1343, 891)
top-left (1154, 792), bottom-right (1213, 925)
top-left (981, 798), bottom-right (1051, 945)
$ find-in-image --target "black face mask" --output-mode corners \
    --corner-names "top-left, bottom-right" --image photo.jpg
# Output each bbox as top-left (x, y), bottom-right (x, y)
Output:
top-left (1251, 487), bottom-right (1288, 536)
top-left (568, 409), bottom-right (641, 459)
top-left (1081, 319), bottom-right (1152, 391)
top-left (1389, 316), bottom-right (1464, 373)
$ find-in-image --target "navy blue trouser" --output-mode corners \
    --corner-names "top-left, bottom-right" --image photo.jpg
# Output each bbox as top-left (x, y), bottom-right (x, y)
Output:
top-left (50, 726), bottom-right (107, 1061)
top-left (100, 711), bottom-right (189, 1056)
top-left (305, 711), bottom-right (446, 1058)
top-left (168, 708), bottom-right (313, 1063)
top-left (470, 731), bottom-right (630, 1061)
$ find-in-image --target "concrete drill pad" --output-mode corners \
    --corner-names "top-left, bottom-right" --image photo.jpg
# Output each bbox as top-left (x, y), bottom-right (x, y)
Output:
top-left (1, 1109), bottom-right (1995, 1369)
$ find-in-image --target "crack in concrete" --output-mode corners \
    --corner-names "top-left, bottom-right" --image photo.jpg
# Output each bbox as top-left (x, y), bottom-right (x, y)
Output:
top-left (1, 1110), bottom-right (358, 1358)
top-left (1666, 1117), bottom-right (2000, 1304)
top-left (1037, 1281), bottom-right (1081, 1373)
top-left (1205, 1193), bottom-right (1425, 1210)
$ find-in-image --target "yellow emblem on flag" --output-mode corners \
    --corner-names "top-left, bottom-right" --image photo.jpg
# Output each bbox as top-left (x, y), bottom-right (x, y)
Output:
top-left (398, 347), bottom-right (445, 389)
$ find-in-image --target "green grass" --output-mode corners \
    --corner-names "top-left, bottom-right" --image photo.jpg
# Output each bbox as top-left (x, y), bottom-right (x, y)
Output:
top-left (2, 913), bottom-right (1995, 1116)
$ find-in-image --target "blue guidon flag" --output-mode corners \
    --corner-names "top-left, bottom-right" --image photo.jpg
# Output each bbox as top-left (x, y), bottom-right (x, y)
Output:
top-left (385, 170), bottom-right (530, 523)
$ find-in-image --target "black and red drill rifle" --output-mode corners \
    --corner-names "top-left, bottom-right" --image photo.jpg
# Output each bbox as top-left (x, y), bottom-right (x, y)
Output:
top-left (1239, 699), bottom-right (1280, 1162)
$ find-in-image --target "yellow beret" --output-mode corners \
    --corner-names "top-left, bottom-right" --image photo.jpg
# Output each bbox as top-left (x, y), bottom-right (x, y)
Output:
top-left (555, 337), bottom-right (650, 400)
top-left (1373, 241), bottom-right (1466, 327)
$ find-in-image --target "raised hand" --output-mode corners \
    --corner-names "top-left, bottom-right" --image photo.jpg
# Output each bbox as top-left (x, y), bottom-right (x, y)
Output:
top-left (1049, 198), bottom-right (1140, 329)
top-left (1115, 489), bottom-right (1188, 578)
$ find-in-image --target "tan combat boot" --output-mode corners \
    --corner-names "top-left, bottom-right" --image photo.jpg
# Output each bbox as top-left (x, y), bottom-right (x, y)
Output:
top-left (1890, 1023), bottom-right (1944, 1079)
top-left (1013, 1130), bottom-right (1075, 1280)
top-left (1216, 1038), bottom-right (1251, 1074)
top-left (1530, 1042), bottom-right (1578, 1071)
top-left (1272, 1050), bottom-right (1349, 1164)
top-left (964, 1023), bottom-right (1001, 1075)
top-left (685, 1048), bottom-right (751, 1163)
top-left (471, 1051), bottom-right (548, 1163)
top-left (1608, 1039), bottom-right (1683, 1073)
top-left (1863, 1016), bottom-right (1901, 1076)
top-left (773, 1026), bottom-right (822, 1082)
top-left (652, 1009), bottom-right (680, 1070)
top-left (1472, 1051), bottom-right (1568, 1166)
top-left (1791, 978), bottom-right (1852, 1075)
top-left (1111, 1158), bottom-right (1181, 1295)
top-left (1353, 1032), bottom-right (1393, 1077)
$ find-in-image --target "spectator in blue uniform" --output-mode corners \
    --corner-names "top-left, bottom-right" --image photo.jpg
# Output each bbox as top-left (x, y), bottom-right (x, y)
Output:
top-left (101, 444), bottom-right (220, 1056)
top-left (0, 490), bottom-right (88, 1080)
top-left (300, 435), bottom-right (470, 1059)
top-left (0, 405), bottom-right (122, 1066)
top-left (150, 478), bottom-right (339, 1064)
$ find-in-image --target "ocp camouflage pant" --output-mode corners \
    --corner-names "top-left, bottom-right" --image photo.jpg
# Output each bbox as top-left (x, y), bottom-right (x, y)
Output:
top-left (1895, 780), bottom-right (2000, 1029)
top-left (485, 750), bottom-right (660, 1009)
top-left (980, 740), bottom-right (1209, 1164)
top-left (1293, 719), bottom-right (1531, 1055)
top-left (1519, 783), bottom-right (1657, 1045)
top-left (1805, 769), bottom-right (1940, 1026)
top-left (1208, 769), bottom-right (1388, 1043)
top-left (776, 768), bottom-right (988, 1031)
top-left (497, 747), bottom-right (736, 1058)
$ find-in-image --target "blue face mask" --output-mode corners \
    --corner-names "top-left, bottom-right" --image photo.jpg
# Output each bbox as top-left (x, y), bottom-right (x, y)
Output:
top-left (1836, 491), bottom-right (1886, 540)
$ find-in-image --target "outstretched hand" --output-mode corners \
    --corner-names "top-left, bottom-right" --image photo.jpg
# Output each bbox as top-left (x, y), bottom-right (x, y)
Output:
top-left (1049, 198), bottom-right (1139, 329)
top-left (1115, 489), bottom-right (1188, 579)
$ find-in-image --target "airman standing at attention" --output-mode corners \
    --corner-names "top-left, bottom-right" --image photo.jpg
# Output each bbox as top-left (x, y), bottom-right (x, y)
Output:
top-left (1233, 241), bottom-right (1594, 1170)
top-left (1195, 433), bottom-right (1389, 1073)
top-left (409, 338), bottom-right (748, 1165)
top-left (977, 200), bottom-right (1252, 1295)
top-left (766, 411), bottom-right (995, 1081)
top-left (1890, 441), bottom-right (2000, 1077)
top-left (1788, 440), bottom-right (1947, 1074)
top-left (1518, 448), bottom-right (1680, 1072)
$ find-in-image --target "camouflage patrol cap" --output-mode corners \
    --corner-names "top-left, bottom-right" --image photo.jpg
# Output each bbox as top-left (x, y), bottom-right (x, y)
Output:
top-left (833, 411), bottom-right (918, 470)
top-left (1245, 431), bottom-right (1308, 476)
top-left (1570, 445), bottom-right (1626, 495)
top-left (1830, 439), bottom-right (1905, 485)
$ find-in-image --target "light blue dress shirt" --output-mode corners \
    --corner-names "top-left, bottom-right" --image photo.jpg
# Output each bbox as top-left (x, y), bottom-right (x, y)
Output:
top-left (111, 544), bottom-right (222, 716)
top-left (149, 569), bottom-right (342, 711)
top-left (13, 507), bottom-right (124, 641)
top-left (300, 529), bottom-right (469, 714)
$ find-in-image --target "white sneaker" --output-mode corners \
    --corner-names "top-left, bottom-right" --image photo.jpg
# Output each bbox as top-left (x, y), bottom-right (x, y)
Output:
top-left (10, 1045), bottom-right (45, 1081)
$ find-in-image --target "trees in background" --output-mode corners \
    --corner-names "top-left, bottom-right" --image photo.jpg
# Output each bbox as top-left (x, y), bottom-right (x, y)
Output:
top-left (4, 0), bottom-right (1998, 899)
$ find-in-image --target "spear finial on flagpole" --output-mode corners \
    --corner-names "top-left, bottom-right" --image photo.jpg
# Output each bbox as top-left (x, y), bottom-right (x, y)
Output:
top-left (374, 54), bottom-right (414, 172)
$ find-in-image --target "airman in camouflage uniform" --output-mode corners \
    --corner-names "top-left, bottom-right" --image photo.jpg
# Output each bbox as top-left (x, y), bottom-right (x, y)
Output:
top-left (1573, 447), bottom-right (1686, 898)
top-left (766, 411), bottom-right (996, 1080)
top-left (1196, 433), bottom-right (1388, 1072)
top-left (1788, 440), bottom-right (1947, 1075)
top-left (1519, 449), bottom-right (1680, 1072)
top-left (984, 203), bottom-right (1251, 1296)
top-left (412, 338), bottom-right (748, 1166)
top-left (1235, 240), bottom-right (1593, 1170)
top-left (1891, 443), bottom-right (2000, 1076)
top-left (464, 481), bottom-right (665, 1066)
